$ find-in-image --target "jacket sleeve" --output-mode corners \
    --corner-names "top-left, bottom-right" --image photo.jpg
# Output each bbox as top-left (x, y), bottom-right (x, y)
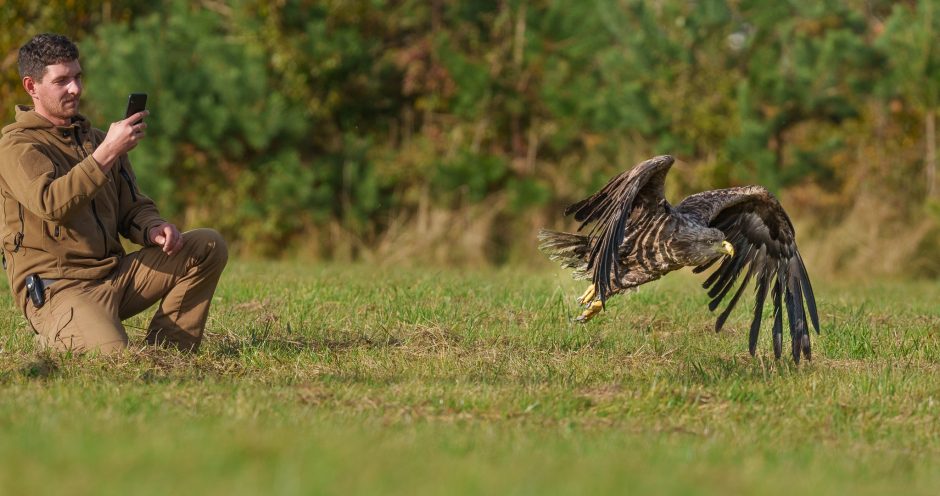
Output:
top-left (0, 138), bottom-right (109, 222)
top-left (114, 154), bottom-right (166, 247)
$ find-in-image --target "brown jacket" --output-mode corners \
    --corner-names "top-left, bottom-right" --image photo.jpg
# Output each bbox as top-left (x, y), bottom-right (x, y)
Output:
top-left (0, 105), bottom-right (166, 311)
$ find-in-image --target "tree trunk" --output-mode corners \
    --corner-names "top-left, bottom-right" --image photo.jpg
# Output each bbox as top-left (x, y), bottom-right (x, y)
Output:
top-left (927, 109), bottom-right (937, 200)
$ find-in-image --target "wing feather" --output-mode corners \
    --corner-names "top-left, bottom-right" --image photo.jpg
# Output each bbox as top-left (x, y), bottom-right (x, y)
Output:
top-left (714, 244), bottom-right (761, 331)
top-left (707, 243), bottom-right (753, 304)
top-left (564, 155), bottom-right (675, 305)
top-left (692, 255), bottom-right (721, 274)
top-left (702, 253), bottom-right (734, 289)
top-left (676, 186), bottom-right (821, 362)
top-left (785, 259), bottom-right (806, 363)
top-left (772, 270), bottom-right (784, 360)
top-left (797, 252), bottom-right (820, 332)
top-left (748, 255), bottom-right (771, 355)
top-left (709, 244), bottom-right (756, 309)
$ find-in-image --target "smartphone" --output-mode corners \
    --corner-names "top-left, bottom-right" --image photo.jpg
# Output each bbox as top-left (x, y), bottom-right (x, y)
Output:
top-left (124, 93), bottom-right (147, 123)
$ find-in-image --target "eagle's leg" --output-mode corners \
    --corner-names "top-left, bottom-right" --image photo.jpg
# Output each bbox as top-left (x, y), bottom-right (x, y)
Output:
top-left (575, 300), bottom-right (604, 322)
top-left (574, 284), bottom-right (604, 322)
top-left (574, 282), bottom-right (635, 322)
top-left (576, 284), bottom-right (597, 306)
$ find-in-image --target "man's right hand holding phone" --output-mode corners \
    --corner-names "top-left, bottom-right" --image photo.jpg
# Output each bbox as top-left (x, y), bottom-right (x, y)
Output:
top-left (92, 110), bottom-right (149, 173)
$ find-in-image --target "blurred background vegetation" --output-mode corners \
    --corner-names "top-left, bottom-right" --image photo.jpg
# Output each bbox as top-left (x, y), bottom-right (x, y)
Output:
top-left (1, 0), bottom-right (937, 277)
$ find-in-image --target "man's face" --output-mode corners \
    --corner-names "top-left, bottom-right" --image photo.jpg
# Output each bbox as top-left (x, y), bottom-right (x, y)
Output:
top-left (25, 59), bottom-right (83, 125)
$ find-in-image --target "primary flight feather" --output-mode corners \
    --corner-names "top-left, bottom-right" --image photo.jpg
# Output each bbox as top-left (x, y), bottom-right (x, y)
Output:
top-left (538, 155), bottom-right (821, 363)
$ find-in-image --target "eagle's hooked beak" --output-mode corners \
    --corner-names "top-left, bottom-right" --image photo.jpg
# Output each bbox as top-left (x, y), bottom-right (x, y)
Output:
top-left (720, 240), bottom-right (735, 257)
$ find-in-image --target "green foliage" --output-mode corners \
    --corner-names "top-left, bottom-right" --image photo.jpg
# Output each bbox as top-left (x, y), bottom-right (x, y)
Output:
top-left (878, 0), bottom-right (940, 109)
top-left (0, 1), bottom-right (937, 268)
top-left (433, 149), bottom-right (508, 203)
top-left (507, 176), bottom-right (551, 212)
top-left (0, 1), bottom-right (156, 121)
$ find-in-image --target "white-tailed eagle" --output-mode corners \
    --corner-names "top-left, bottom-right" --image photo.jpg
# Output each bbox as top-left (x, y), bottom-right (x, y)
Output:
top-left (539, 155), bottom-right (820, 363)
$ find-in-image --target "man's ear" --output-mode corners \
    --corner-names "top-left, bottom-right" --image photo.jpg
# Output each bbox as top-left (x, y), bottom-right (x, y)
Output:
top-left (22, 76), bottom-right (37, 97)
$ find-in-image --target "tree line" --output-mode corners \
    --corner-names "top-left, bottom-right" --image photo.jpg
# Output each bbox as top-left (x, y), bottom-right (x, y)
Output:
top-left (1, 0), bottom-right (938, 276)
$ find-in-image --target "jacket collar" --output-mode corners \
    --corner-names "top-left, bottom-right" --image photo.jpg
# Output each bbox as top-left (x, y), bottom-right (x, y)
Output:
top-left (3, 105), bottom-right (92, 136)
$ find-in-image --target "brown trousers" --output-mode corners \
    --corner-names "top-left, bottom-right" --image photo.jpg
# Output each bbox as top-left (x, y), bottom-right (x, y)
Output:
top-left (25, 228), bottom-right (228, 354)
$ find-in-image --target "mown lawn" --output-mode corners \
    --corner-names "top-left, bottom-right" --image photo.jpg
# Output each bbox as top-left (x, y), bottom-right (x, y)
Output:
top-left (0, 261), bottom-right (938, 495)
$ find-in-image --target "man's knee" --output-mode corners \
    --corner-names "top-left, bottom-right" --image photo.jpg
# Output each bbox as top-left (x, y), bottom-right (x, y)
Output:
top-left (36, 334), bottom-right (128, 355)
top-left (185, 228), bottom-right (228, 267)
top-left (34, 308), bottom-right (129, 356)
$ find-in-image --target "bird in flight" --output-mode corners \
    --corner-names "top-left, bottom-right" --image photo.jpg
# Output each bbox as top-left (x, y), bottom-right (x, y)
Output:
top-left (539, 155), bottom-right (820, 363)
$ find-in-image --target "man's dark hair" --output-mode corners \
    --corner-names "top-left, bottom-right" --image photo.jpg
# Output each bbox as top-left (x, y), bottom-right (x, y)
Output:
top-left (18, 33), bottom-right (80, 82)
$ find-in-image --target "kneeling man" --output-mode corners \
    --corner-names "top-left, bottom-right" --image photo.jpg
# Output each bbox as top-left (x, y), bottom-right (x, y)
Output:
top-left (0, 33), bottom-right (228, 353)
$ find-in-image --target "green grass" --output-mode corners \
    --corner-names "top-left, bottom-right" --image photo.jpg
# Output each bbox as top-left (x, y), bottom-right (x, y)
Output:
top-left (0, 261), bottom-right (938, 495)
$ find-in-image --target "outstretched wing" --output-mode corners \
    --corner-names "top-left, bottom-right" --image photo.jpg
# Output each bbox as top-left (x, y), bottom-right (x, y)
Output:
top-left (565, 155), bottom-right (675, 304)
top-left (675, 186), bottom-right (820, 363)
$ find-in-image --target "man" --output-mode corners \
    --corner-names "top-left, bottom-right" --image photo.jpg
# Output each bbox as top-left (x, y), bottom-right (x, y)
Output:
top-left (0, 33), bottom-right (228, 354)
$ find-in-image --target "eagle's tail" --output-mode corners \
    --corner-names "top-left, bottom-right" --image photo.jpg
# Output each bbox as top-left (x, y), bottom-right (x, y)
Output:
top-left (538, 229), bottom-right (591, 279)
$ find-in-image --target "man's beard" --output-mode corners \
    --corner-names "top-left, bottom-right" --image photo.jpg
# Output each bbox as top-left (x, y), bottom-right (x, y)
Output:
top-left (56, 98), bottom-right (80, 119)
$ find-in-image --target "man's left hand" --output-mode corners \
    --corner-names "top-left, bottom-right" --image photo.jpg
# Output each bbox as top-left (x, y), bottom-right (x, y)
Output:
top-left (149, 223), bottom-right (183, 256)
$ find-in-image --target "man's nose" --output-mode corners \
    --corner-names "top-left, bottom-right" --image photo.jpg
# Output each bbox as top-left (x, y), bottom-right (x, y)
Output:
top-left (67, 79), bottom-right (82, 95)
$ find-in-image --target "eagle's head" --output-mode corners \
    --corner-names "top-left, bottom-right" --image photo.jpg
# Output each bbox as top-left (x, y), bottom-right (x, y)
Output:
top-left (670, 227), bottom-right (734, 266)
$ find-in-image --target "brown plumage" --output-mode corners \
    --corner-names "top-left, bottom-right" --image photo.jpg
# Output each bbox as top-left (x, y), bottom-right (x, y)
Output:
top-left (538, 155), bottom-right (821, 363)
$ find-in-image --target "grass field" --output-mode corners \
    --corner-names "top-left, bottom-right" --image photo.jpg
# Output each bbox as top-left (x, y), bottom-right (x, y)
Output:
top-left (0, 260), bottom-right (938, 495)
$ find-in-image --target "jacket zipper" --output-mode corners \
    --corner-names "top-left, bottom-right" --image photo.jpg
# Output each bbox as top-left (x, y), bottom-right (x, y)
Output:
top-left (74, 128), bottom-right (109, 258)
top-left (119, 167), bottom-right (139, 202)
top-left (90, 200), bottom-right (108, 257)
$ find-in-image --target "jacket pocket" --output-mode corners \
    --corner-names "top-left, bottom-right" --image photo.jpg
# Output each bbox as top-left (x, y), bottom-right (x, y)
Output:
top-left (41, 220), bottom-right (64, 250)
top-left (32, 306), bottom-right (75, 349)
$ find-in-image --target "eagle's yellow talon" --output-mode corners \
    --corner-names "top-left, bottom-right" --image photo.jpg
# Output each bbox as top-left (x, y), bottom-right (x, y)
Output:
top-left (577, 284), bottom-right (597, 306)
top-left (575, 300), bottom-right (604, 323)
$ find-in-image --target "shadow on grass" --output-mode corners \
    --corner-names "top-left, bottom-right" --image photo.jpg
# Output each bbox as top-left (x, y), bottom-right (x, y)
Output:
top-left (206, 322), bottom-right (407, 358)
top-left (667, 354), bottom-right (803, 386)
top-left (20, 353), bottom-right (59, 379)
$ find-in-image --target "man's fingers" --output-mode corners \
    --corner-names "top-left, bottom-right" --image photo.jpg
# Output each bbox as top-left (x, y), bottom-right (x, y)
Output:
top-left (163, 227), bottom-right (184, 255)
top-left (128, 121), bottom-right (147, 143)
top-left (125, 112), bottom-right (149, 142)
top-left (150, 224), bottom-right (183, 255)
top-left (162, 227), bottom-right (175, 253)
top-left (125, 110), bottom-right (149, 124)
